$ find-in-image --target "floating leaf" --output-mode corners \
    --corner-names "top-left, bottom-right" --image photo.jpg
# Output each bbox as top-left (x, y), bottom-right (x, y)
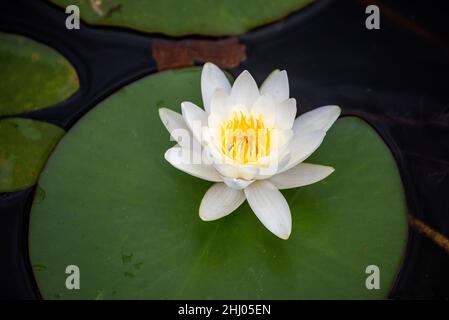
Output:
top-left (0, 118), bottom-right (65, 192)
top-left (51, 0), bottom-right (314, 36)
top-left (0, 32), bottom-right (79, 116)
top-left (30, 68), bottom-right (407, 299)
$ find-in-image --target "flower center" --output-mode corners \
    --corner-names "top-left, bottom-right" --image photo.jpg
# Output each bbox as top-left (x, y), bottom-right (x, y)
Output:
top-left (220, 112), bottom-right (271, 164)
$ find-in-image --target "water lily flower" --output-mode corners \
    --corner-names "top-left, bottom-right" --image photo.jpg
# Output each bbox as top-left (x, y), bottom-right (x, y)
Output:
top-left (159, 63), bottom-right (340, 239)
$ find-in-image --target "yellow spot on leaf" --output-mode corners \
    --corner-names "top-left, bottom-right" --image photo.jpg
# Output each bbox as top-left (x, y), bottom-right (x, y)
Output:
top-left (31, 53), bottom-right (40, 62)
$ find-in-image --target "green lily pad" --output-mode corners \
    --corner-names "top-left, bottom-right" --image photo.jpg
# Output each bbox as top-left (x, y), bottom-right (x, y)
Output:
top-left (51, 0), bottom-right (314, 36)
top-left (29, 67), bottom-right (407, 299)
top-left (0, 32), bottom-right (79, 116)
top-left (0, 118), bottom-right (64, 192)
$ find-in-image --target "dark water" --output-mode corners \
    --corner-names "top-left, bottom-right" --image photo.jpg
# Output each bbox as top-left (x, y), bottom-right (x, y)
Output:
top-left (0, 0), bottom-right (448, 299)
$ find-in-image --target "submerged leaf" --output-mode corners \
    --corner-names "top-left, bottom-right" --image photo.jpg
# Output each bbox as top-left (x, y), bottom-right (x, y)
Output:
top-left (0, 118), bottom-right (64, 192)
top-left (0, 32), bottom-right (79, 116)
top-left (51, 0), bottom-right (315, 36)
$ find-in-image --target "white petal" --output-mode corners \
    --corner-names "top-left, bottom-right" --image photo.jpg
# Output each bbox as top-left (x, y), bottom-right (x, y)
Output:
top-left (250, 95), bottom-right (276, 127)
top-left (199, 183), bottom-right (246, 221)
top-left (164, 146), bottom-right (222, 182)
top-left (237, 165), bottom-right (260, 181)
top-left (270, 163), bottom-right (334, 189)
top-left (274, 98), bottom-right (297, 130)
top-left (201, 62), bottom-right (231, 113)
top-left (260, 69), bottom-right (289, 103)
top-left (254, 152), bottom-right (291, 179)
top-left (213, 163), bottom-right (239, 179)
top-left (293, 105), bottom-right (341, 136)
top-left (281, 130), bottom-right (326, 172)
top-left (159, 108), bottom-right (192, 148)
top-left (222, 176), bottom-right (254, 190)
top-left (230, 70), bottom-right (259, 108)
top-left (209, 88), bottom-right (231, 123)
top-left (244, 180), bottom-right (292, 240)
top-left (213, 162), bottom-right (259, 181)
top-left (203, 142), bottom-right (230, 167)
top-left (159, 108), bottom-right (187, 133)
top-left (181, 101), bottom-right (207, 143)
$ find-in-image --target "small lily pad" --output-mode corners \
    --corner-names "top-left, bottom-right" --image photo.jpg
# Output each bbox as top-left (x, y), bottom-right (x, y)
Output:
top-left (29, 67), bottom-right (407, 299)
top-left (0, 32), bottom-right (79, 116)
top-left (51, 0), bottom-right (314, 36)
top-left (0, 118), bottom-right (65, 192)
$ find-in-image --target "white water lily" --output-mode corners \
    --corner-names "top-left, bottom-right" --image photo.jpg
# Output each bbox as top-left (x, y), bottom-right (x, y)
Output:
top-left (159, 63), bottom-right (340, 240)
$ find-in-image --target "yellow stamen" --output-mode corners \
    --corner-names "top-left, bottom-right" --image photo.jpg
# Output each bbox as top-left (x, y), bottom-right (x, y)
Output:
top-left (220, 112), bottom-right (271, 164)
